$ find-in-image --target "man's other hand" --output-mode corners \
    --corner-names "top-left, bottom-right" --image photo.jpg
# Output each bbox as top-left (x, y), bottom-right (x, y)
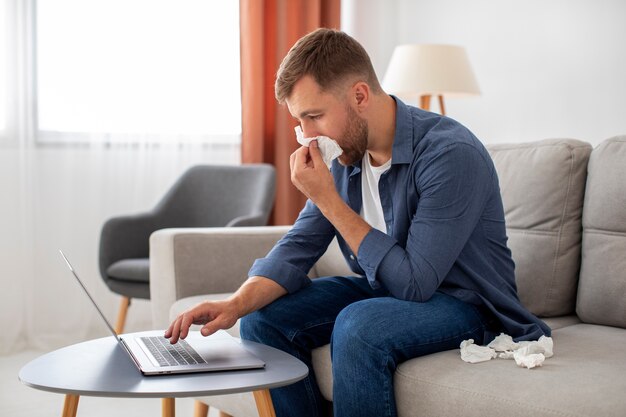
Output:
top-left (164, 299), bottom-right (239, 344)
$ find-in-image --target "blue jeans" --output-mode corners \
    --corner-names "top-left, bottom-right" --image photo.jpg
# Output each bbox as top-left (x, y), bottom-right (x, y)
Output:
top-left (240, 276), bottom-right (492, 417)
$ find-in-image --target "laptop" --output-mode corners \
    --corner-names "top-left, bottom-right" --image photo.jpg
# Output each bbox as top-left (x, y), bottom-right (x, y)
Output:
top-left (59, 250), bottom-right (265, 375)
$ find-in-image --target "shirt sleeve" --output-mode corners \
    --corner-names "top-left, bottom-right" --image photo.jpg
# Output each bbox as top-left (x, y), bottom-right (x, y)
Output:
top-left (248, 199), bottom-right (336, 293)
top-left (357, 143), bottom-right (495, 302)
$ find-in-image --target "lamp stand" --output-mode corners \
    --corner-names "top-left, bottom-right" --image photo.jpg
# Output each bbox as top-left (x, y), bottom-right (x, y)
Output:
top-left (419, 95), bottom-right (446, 116)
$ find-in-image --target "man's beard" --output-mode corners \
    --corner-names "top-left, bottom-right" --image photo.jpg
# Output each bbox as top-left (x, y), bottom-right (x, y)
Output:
top-left (337, 104), bottom-right (368, 166)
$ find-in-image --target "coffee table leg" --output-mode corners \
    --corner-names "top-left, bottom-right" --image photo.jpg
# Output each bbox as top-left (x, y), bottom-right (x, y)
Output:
top-left (253, 389), bottom-right (276, 417)
top-left (62, 394), bottom-right (79, 417)
top-left (162, 397), bottom-right (175, 417)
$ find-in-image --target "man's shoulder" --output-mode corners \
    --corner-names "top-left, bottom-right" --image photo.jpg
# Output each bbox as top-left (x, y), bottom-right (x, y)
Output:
top-left (416, 115), bottom-right (479, 150)
top-left (404, 109), bottom-right (494, 175)
top-left (393, 98), bottom-right (485, 164)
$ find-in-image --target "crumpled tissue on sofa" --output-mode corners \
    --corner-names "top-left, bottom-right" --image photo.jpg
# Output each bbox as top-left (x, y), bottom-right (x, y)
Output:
top-left (295, 126), bottom-right (343, 168)
top-left (460, 333), bottom-right (554, 369)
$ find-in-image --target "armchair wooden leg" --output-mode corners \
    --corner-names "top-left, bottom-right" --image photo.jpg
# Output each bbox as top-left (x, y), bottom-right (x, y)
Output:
top-left (114, 296), bottom-right (131, 335)
top-left (193, 401), bottom-right (209, 417)
top-left (218, 411), bottom-right (234, 417)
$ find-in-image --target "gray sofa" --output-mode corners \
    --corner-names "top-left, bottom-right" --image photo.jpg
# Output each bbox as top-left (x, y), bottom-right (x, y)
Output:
top-left (150, 136), bottom-right (626, 417)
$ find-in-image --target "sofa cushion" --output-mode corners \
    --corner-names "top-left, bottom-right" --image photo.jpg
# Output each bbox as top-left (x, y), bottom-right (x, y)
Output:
top-left (487, 139), bottom-right (592, 317)
top-left (310, 314), bottom-right (580, 403)
top-left (309, 237), bottom-right (354, 278)
top-left (577, 136), bottom-right (626, 327)
top-left (394, 324), bottom-right (626, 417)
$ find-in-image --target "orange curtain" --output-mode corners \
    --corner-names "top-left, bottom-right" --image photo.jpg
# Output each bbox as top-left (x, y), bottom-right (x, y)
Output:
top-left (240, 0), bottom-right (341, 225)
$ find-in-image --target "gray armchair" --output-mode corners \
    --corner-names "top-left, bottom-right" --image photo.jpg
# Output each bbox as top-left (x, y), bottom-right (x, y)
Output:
top-left (98, 164), bottom-right (276, 333)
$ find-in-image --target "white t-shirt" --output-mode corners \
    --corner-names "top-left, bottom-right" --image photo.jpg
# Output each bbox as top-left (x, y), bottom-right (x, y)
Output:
top-left (360, 152), bottom-right (392, 234)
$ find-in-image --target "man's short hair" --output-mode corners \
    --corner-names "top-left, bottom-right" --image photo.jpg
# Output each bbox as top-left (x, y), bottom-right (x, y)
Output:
top-left (275, 28), bottom-right (382, 103)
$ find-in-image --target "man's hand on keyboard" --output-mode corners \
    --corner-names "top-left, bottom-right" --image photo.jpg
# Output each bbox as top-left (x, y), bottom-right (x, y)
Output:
top-left (164, 299), bottom-right (239, 344)
top-left (164, 276), bottom-right (287, 345)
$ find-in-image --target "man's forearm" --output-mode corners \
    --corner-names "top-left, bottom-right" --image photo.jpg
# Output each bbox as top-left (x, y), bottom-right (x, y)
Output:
top-left (317, 193), bottom-right (371, 255)
top-left (228, 276), bottom-right (288, 318)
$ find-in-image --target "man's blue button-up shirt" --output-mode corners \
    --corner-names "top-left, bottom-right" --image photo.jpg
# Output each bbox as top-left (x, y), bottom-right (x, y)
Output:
top-left (249, 97), bottom-right (550, 341)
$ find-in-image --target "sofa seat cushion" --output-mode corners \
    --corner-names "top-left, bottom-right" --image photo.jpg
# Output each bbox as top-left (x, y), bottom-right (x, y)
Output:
top-left (171, 295), bottom-right (583, 408)
top-left (391, 324), bottom-right (626, 417)
top-left (308, 315), bottom-right (582, 403)
top-left (541, 314), bottom-right (581, 330)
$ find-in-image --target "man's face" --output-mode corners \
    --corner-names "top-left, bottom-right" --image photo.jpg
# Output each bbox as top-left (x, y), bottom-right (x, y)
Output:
top-left (286, 75), bottom-right (368, 166)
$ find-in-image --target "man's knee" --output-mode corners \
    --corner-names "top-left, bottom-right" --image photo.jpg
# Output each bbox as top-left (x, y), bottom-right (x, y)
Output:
top-left (240, 308), bottom-right (275, 342)
top-left (332, 300), bottom-right (382, 351)
top-left (239, 296), bottom-right (291, 341)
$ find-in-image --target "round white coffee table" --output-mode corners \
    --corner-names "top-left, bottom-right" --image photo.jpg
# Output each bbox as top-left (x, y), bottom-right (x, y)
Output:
top-left (19, 331), bottom-right (308, 417)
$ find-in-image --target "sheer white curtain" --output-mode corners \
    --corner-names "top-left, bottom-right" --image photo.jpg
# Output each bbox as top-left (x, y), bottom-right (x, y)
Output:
top-left (0, 1), bottom-right (5, 132)
top-left (0, 0), bottom-right (241, 354)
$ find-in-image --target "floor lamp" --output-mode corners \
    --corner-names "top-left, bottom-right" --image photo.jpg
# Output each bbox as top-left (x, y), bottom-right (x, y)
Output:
top-left (382, 44), bottom-right (480, 116)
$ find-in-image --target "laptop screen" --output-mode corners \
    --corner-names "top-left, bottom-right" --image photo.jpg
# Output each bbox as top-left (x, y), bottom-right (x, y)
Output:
top-left (59, 250), bottom-right (122, 343)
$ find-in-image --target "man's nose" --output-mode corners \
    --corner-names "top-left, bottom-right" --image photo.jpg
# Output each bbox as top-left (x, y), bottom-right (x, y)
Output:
top-left (300, 123), bottom-right (318, 138)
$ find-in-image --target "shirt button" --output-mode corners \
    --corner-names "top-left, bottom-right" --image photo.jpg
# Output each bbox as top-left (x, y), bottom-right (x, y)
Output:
top-left (350, 255), bottom-right (355, 260)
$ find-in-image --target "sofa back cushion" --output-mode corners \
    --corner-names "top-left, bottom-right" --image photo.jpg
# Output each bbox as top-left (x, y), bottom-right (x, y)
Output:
top-left (487, 139), bottom-right (592, 317)
top-left (577, 136), bottom-right (626, 327)
top-left (311, 237), bottom-right (354, 278)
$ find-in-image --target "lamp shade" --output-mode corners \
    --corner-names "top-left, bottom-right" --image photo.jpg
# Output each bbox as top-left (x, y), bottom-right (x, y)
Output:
top-left (382, 44), bottom-right (480, 100)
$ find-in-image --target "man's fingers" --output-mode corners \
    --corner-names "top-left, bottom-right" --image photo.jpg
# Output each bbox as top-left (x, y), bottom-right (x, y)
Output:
top-left (167, 317), bottom-right (183, 344)
top-left (164, 321), bottom-right (174, 338)
top-left (165, 301), bottom-right (226, 343)
top-left (308, 140), bottom-right (324, 166)
top-left (200, 316), bottom-right (232, 337)
top-left (291, 147), bottom-right (309, 187)
top-left (167, 316), bottom-right (193, 344)
top-left (293, 146), bottom-right (310, 170)
top-left (289, 151), bottom-right (297, 173)
top-left (201, 318), bottom-right (224, 337)
top-left (179, 312), bottom-right (195, 340)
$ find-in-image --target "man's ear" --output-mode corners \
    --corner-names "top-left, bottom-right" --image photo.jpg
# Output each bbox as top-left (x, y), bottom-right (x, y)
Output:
top-left (352, 81), bottom-right (370, 111)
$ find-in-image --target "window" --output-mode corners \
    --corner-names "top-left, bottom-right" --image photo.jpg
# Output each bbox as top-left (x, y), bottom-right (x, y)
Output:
top-left (0, 0), bottom-right (6, 133)
top-left (34, 0), bottom-right (241, 144)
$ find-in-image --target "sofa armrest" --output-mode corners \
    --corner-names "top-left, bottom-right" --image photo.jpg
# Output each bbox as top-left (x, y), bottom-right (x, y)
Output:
top-left (149, 226), bottom-right (291, 328)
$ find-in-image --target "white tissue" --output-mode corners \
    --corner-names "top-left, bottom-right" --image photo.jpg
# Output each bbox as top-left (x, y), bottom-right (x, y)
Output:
top-left (487, 333), bottom-right (519, 352)
top-left (513, 344), bottom-right (546, 369)
top-left (295, 126), bottom-right (343, 168)
top-left (514, 351), bottom-right (545, 369)
top-left (459, 339), bottom-right (497, 364)
top-left (460, 333), bottom-right (554, 369)
top-left (537, 335), bottom-right (554, 358)
top-left (496, 351), bottom-right (515, 359)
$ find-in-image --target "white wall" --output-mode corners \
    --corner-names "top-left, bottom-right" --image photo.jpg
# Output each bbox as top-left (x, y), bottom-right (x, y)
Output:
top-left (343, 0), bottom-right (626, 146)
top-left (3, 1), bottom-right (624, 354)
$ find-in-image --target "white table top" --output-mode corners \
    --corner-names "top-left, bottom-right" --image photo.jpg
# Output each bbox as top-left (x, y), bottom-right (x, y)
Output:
top-left (19, 330), bottom-right (308, 398)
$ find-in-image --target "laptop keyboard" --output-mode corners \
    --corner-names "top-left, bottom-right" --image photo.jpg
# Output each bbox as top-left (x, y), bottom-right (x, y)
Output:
top-left (141, 336), bottom-right (207, 367)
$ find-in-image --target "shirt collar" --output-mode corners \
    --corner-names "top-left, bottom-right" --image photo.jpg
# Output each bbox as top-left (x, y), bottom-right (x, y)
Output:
top-left (390, 96), bottom-right (413, 165)
top-left (346, 95), bottom-right (412, 175)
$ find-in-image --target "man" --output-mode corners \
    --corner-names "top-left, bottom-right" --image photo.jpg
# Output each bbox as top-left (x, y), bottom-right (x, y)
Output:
top-left (165, 29), bottom-right (550, 417)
